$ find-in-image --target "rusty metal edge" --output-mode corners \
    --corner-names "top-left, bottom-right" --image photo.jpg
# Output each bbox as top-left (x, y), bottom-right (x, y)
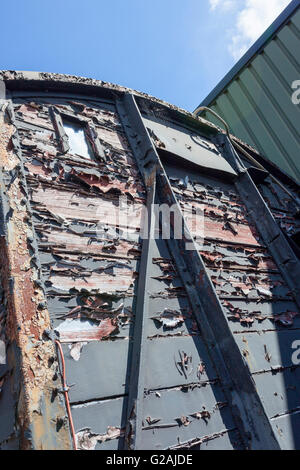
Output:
top-left (0, 92), bottom-right (72, 450)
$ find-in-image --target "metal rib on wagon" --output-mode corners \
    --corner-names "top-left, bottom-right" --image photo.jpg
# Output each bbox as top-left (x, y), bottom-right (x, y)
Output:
top-left (0, 71), bottom-right (300, 450)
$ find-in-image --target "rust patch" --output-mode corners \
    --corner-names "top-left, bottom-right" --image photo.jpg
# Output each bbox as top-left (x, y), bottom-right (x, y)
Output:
top-left (48, 266), bottom-right (135, 293)
top-left (70, 168), bottom-right (143, 198)
top-left (32, 185), bottom-right (145, 228)
top-left (0, 108), bottom-right (71, 449)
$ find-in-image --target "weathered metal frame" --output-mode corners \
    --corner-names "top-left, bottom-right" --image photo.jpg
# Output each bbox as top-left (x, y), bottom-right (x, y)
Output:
top-left (50, 106), bottom-right (106, 161)
top-left (116, 92), bottom-right (280, 450)
top-left (50, 106), bottom-right (70, 154)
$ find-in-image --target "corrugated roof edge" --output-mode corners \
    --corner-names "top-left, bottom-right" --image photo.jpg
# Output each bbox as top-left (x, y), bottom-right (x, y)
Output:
top-left (1, 69), bottom-right (299, 189)
top-left (195, 0), bottom-right (300, 110)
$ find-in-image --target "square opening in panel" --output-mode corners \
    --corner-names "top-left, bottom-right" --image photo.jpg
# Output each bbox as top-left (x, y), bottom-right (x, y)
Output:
top-left (63, 118), bottom-right (94, 160)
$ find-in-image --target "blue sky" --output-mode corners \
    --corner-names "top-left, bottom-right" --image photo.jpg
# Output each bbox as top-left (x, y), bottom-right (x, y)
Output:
top-left (0, 0), bottom-right (290, 111)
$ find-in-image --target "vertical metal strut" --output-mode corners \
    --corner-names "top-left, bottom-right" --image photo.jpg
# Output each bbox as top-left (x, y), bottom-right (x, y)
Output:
top-left (124, 179), bottom-right (156, 449)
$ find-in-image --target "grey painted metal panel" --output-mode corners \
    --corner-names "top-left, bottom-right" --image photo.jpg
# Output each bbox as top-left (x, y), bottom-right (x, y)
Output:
top-left (186, 430), bottom-right (243, 450)
top-left (141, 390), bottom-right (237, 449)
top-left (143, 116), bottom-right (237, 177)
top-left (234, 329), bottom-right (300, 372)
top-left (63, 340), bottom-right (131, 403)
top-left (71, 396), bottom-right (127, 434)
top-left (71, 396), bottom-right (127, 450)
top-left (271, 412), bottom-right (300, 449)
top-left (197, 2), bottom-right (300, 182)
top-left (254, 367), bottom-right (300, 418)
top-left (144, 336), bottom-right (217, 390)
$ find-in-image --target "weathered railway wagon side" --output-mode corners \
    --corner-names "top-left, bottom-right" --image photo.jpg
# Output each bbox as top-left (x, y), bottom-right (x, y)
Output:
top-left (0, 72), bottom-right (299, 450)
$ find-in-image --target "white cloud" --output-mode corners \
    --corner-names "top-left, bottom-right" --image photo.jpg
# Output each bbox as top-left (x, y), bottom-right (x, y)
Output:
top-left (209, 0), bottom-right (235, 11)
top-left (209, 0), bottom-right (219, 10)
top-left (209, 0), bottom-right (290, 61)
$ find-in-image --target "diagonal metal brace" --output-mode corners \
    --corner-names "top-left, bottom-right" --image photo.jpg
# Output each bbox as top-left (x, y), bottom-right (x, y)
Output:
top-left (117, 92), bottom-right (280, 450)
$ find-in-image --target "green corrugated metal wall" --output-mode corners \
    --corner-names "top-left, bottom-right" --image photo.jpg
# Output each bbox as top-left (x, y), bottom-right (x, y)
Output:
top-left (198, 5), bottom-right (300, 182)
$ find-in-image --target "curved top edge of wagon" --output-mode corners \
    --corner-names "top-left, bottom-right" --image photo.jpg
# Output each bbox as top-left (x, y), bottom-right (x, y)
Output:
top-left (1, 69), bottom-right (299, 189)
top-left (0, 70), bottom-right (219, 132)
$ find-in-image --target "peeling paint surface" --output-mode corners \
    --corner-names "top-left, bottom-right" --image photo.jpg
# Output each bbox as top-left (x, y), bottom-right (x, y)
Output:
top-left (9, 94), bottom-right (242, 450)
top-left (0, 73), bottom-right (299, 449)
top-left (164, 160), bottom-right (300, 449)
top-left (10, 96), bottom-right (145, 449)
top-left (0, 101), bottom-right (71, 449)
